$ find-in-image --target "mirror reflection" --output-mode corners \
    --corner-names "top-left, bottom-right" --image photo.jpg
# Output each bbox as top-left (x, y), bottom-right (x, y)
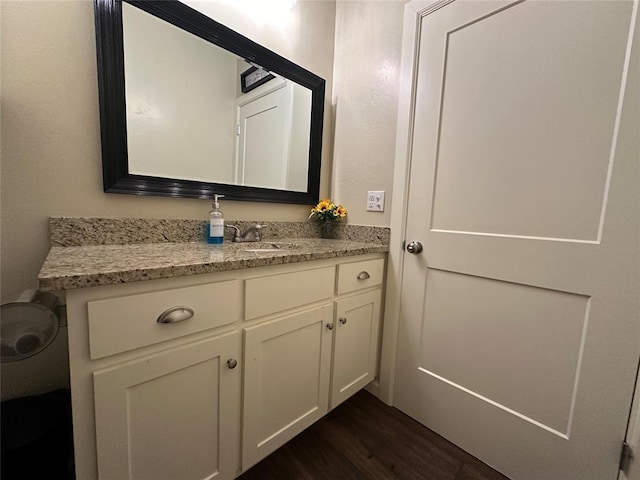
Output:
top-left (122, 3), bottom-right (311, 192)
top-left (94, 0), bottom-right (324, 203)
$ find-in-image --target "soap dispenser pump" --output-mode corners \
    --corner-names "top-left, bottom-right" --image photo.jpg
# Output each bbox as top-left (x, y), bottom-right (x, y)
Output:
top-left (207, 194), bottom-right (225, 244)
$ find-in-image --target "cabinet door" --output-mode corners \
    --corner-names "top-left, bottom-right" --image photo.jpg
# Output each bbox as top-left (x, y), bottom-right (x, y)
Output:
top-left (93, 332), bottom-right (241, 480)
top-left (332, 289), bottom-right (382, 408)
top-left (242, 304), bottom-right (333, 470)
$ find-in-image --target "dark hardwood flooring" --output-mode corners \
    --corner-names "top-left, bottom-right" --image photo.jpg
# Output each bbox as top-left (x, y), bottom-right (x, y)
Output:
top-left (238, 390), bottom-right (510, 480)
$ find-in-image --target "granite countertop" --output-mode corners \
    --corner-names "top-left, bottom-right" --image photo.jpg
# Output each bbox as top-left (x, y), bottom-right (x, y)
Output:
top-left (38, 238), bottom-right (389, 291)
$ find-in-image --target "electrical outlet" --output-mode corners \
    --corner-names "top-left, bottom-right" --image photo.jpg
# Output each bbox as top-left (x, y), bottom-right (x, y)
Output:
top-left (366, 191), bottom-right (385, 212)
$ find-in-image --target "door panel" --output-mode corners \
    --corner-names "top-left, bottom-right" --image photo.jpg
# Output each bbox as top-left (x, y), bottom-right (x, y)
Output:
top-left (429, 0), bottom-right (629, 241)
top-left (332, 289), bottom-right (382, 408)
top-left (242, 305), bottom-right (333, 470)
top-left (394, 1), bottom-right (640, 479)
top-left (419, 268), bottom-right (588, 436)
top-left (93, 332), bottom-right (241, 480)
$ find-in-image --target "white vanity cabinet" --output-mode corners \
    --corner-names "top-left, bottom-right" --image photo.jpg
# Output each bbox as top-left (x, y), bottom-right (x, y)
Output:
top-left (241, 257), bottom-right (384, 470)
top-left (66, 277), bottom-right (244, 480)
top-left (332, 288), bottom-right (382, 408)
top-left (63, 253), bottom-right (385, 480)
top-left (93, 332), bottom-right (241, 480)
top-left (242, 305), bottom-right (334, 470)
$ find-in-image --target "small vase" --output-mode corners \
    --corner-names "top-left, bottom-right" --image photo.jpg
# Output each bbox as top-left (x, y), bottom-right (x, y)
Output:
top-left (318, 222), bottom-right (341, 239)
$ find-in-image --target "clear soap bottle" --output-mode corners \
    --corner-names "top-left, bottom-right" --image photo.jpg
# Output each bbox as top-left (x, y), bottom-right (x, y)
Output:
top-left (207, 194), bottom-right (225, 244)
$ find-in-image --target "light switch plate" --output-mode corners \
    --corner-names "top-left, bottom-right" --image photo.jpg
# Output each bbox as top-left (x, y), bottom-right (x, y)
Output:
top-left (366, 191), bottom-right (385, 212)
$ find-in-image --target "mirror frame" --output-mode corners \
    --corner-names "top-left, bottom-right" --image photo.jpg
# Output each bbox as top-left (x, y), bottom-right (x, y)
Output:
top-left (94, 0), bottom-right (325, 204)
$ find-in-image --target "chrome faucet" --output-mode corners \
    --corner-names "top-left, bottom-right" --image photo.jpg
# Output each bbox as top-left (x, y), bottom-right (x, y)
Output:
top-left (225, 224), bottom-right (267, 242)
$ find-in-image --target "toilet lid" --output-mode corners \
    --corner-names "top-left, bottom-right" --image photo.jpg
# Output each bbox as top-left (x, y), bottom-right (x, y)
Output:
top-left (0, 302), bottom-right (59, 362)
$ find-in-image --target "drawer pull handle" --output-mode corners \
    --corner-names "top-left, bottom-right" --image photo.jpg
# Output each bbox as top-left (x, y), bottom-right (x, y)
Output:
top-left (227, 359), bottom-right (238, 369)
top-left (357, 271), bottom-right (371, 280)
top-left (339, 317), bottom-right (347, 325)
top-left (157, 306), bottom-right (195, 324)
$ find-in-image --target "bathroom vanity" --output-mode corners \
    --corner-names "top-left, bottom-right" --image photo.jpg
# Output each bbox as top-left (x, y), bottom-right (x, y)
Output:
top-left (39, 234), bottom-right (387, 479)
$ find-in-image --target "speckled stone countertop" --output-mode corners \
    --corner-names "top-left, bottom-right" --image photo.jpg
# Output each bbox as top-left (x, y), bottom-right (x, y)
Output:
top-left (38, 238), bottom-right (389, 291)
top-left (38, 217), bottom-right (390, 290)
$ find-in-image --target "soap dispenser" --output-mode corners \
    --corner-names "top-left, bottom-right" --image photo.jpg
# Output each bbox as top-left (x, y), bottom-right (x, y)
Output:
top-left (207, 194), bottom-right (225, 244)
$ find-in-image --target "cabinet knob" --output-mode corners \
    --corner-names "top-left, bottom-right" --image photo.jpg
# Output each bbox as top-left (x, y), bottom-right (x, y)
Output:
top-left (326, 322), bottom-right (334, 330)
top-left (357, 271), bottom-right (371, 280)
top-left (227, 359), bottom-right (238, 369)
top-left (339, 317), bottom-right (347, 325)
top-left (157, 306), bottom-right (195, 324)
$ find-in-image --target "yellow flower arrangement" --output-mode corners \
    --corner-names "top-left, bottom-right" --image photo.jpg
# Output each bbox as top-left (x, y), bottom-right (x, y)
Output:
top-left (308, 198), bottom-right (347, 223)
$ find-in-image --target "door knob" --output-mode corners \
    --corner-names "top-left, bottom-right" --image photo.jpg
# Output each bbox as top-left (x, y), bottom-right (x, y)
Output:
top-left (227, 359), bottom-right (238, 369)
top-left (406, 241), bottom-right (423, 254)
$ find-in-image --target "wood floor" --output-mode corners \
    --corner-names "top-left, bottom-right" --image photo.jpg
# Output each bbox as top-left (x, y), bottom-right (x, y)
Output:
top-left (238, 390), bottom-right (510, 480)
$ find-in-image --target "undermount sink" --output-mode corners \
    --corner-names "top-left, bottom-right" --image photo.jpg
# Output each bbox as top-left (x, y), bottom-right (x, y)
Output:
top-left (243, 248), bottom-right (283, 253)
top-left (240, 242), bottom-right (303, 253)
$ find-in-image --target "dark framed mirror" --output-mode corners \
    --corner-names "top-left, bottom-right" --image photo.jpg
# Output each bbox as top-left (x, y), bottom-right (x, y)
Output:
top-left (94, 0), bottom-right (325, 203)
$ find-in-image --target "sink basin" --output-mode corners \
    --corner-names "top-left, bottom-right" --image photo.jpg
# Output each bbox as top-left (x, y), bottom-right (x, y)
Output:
top-left (240, 242), bottom-right (303, 254)
top-left (243, 248), bottom-right (283, 253)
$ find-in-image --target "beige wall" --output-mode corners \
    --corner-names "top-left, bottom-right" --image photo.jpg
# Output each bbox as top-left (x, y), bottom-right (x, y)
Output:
top-left (331, 0), bottom-right (407, 226)
top-left (0, 0), bottom-right (336, 303)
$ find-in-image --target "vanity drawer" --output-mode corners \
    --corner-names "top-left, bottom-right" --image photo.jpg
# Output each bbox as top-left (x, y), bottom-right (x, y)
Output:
top-left (336, 258), bottom-right (385, 295)
top-left (245, 266), bottom-right (335, 320)
top-left (88, 280), bottom-right (242, 359)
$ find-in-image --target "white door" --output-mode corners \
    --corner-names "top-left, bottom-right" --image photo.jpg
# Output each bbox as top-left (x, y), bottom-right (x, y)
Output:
top-left (393, 1), bottom-right (640, 479)
top-left (235, 82), bottom-right (293, 190)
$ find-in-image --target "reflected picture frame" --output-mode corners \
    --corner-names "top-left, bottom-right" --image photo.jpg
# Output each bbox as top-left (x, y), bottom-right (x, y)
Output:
top-left (240, 66), bottom-right (275, 94)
